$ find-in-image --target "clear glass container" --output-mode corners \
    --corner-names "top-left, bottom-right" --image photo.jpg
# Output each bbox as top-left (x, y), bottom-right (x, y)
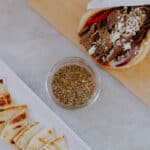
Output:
top-left (46, 57), bottom-right (102, 109)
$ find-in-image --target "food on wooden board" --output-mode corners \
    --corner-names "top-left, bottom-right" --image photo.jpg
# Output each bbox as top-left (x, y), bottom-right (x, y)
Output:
top-left (78, 6), bottom-right (150, 68)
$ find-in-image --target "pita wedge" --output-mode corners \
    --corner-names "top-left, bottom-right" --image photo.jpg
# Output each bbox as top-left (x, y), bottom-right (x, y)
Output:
top-left (0, 80), bottom-right (12, 108)
top-left (13, 122), bottom-right (40, 150)
top-left (0, 92), bottom-right (12, 109)
top-left (40, 136), bottom-right (68, 150)
top-left (0, 105), bottom-right (27, 133)
top-left (1, 109), bottom-right (28, 143)
top-left (26, 128), bottom-right (56, 150)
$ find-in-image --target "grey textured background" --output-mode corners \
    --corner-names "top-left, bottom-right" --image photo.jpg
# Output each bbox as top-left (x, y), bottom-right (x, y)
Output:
top-left (1, 0), bottom-right (150, 150)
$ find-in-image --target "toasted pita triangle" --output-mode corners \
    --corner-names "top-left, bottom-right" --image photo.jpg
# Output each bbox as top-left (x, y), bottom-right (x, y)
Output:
top-left (13, 122), bottom-right (40, 150)
top-left (0, 80), bottom-right (12, 108)
top-left (0, 92), bottom-right (12, 108)
top-left (26, 128), bottom-right (56, 150)
top-left (0, 105), bottom-right (27, 133)
top-left (40, 136), bottom-right (68, 150)
top-left (1, 109), bottom-right (28, 143)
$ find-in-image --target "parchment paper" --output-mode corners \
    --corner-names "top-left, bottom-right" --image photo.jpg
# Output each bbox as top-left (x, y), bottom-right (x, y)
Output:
top-left (88, 0), bottom-right (150, 9)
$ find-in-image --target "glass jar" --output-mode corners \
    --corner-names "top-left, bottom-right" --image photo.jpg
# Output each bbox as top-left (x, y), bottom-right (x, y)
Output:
top-left (46, 57), bottom-right (102, 109)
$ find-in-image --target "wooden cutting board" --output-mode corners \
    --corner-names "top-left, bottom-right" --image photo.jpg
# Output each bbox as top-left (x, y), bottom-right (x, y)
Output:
top-left (29, 0), bottom-right (150, 106)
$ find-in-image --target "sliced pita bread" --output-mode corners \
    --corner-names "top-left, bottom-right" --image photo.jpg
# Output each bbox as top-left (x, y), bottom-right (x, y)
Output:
top-left (26, 128), bottom-right (56, 150)
top-left (0, 92), bottom-right (12, 109)
top-left (0, 80), bottom-right (12, 108)
top-left (40, 136), bottom-right (68, 150)
top-left (13, 122), bottom-right (40, 150)
top-left (1, 109), bottom-right (28, 143)
top-left (0, 105), bottom-right (27, 133)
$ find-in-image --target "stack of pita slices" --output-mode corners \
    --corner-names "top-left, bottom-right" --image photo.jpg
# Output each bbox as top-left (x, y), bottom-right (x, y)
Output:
top-left (0, 79), bottom-right (68, 150)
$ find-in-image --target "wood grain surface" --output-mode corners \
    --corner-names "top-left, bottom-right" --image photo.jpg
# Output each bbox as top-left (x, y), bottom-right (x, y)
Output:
top-left (29, 0), bottom-right (150, 106)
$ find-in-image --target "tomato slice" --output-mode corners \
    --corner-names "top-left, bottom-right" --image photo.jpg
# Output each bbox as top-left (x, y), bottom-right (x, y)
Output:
top-left (85, 10), bottom-right (112, 27)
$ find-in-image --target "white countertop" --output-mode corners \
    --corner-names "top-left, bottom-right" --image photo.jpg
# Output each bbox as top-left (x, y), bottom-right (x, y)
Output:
top-left (1, 1), bottom-right (150, 150)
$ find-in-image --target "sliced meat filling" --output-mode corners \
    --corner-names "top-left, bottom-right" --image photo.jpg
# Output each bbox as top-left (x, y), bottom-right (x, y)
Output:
top-left (79, 6), bottom-right (150, 67)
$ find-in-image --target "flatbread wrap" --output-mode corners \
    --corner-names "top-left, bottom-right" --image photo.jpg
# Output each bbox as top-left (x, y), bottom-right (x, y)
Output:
top-left (78, 6), bottom-right (150, 68)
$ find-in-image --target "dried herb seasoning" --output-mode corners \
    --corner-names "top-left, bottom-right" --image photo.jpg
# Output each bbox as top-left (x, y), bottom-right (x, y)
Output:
top-left (50, 64), bottom-right (96, 108)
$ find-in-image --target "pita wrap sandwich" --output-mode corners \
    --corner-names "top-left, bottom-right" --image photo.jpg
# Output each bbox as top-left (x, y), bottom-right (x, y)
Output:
top-left (78, 5), bottom-right (150, 69)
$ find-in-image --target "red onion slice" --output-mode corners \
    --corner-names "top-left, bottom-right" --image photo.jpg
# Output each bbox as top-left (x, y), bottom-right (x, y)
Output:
top-left (109, 47), bottom-right (139, 67)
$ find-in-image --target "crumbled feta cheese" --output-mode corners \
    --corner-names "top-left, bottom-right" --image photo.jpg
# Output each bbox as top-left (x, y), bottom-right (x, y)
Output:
top-left (116, 40), bottom-right (121, 46)
top-left (111, 32), bottom-right (121, 44)
top-left (117, 55), bottom-right (121, 61)
top-left (125, 17), bottom-right (140, 34)
top-left (102, 56), bottom-right (105, 62)
top-left (121, 55), bottom-right (125, 58)
top-left (117, 22), bottom-right (124, 31)
top-left (88, 45), bottom-right (96, 55)
top-left (123, 42), bottom-right (131, 50)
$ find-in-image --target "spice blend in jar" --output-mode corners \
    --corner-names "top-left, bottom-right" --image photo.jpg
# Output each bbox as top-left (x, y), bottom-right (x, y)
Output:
top-left (50, 65), bottom-right (96, 108)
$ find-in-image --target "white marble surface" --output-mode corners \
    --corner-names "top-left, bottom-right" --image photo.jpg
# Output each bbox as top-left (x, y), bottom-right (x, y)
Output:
top-left (0, 0), bottom-right (150, 150)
